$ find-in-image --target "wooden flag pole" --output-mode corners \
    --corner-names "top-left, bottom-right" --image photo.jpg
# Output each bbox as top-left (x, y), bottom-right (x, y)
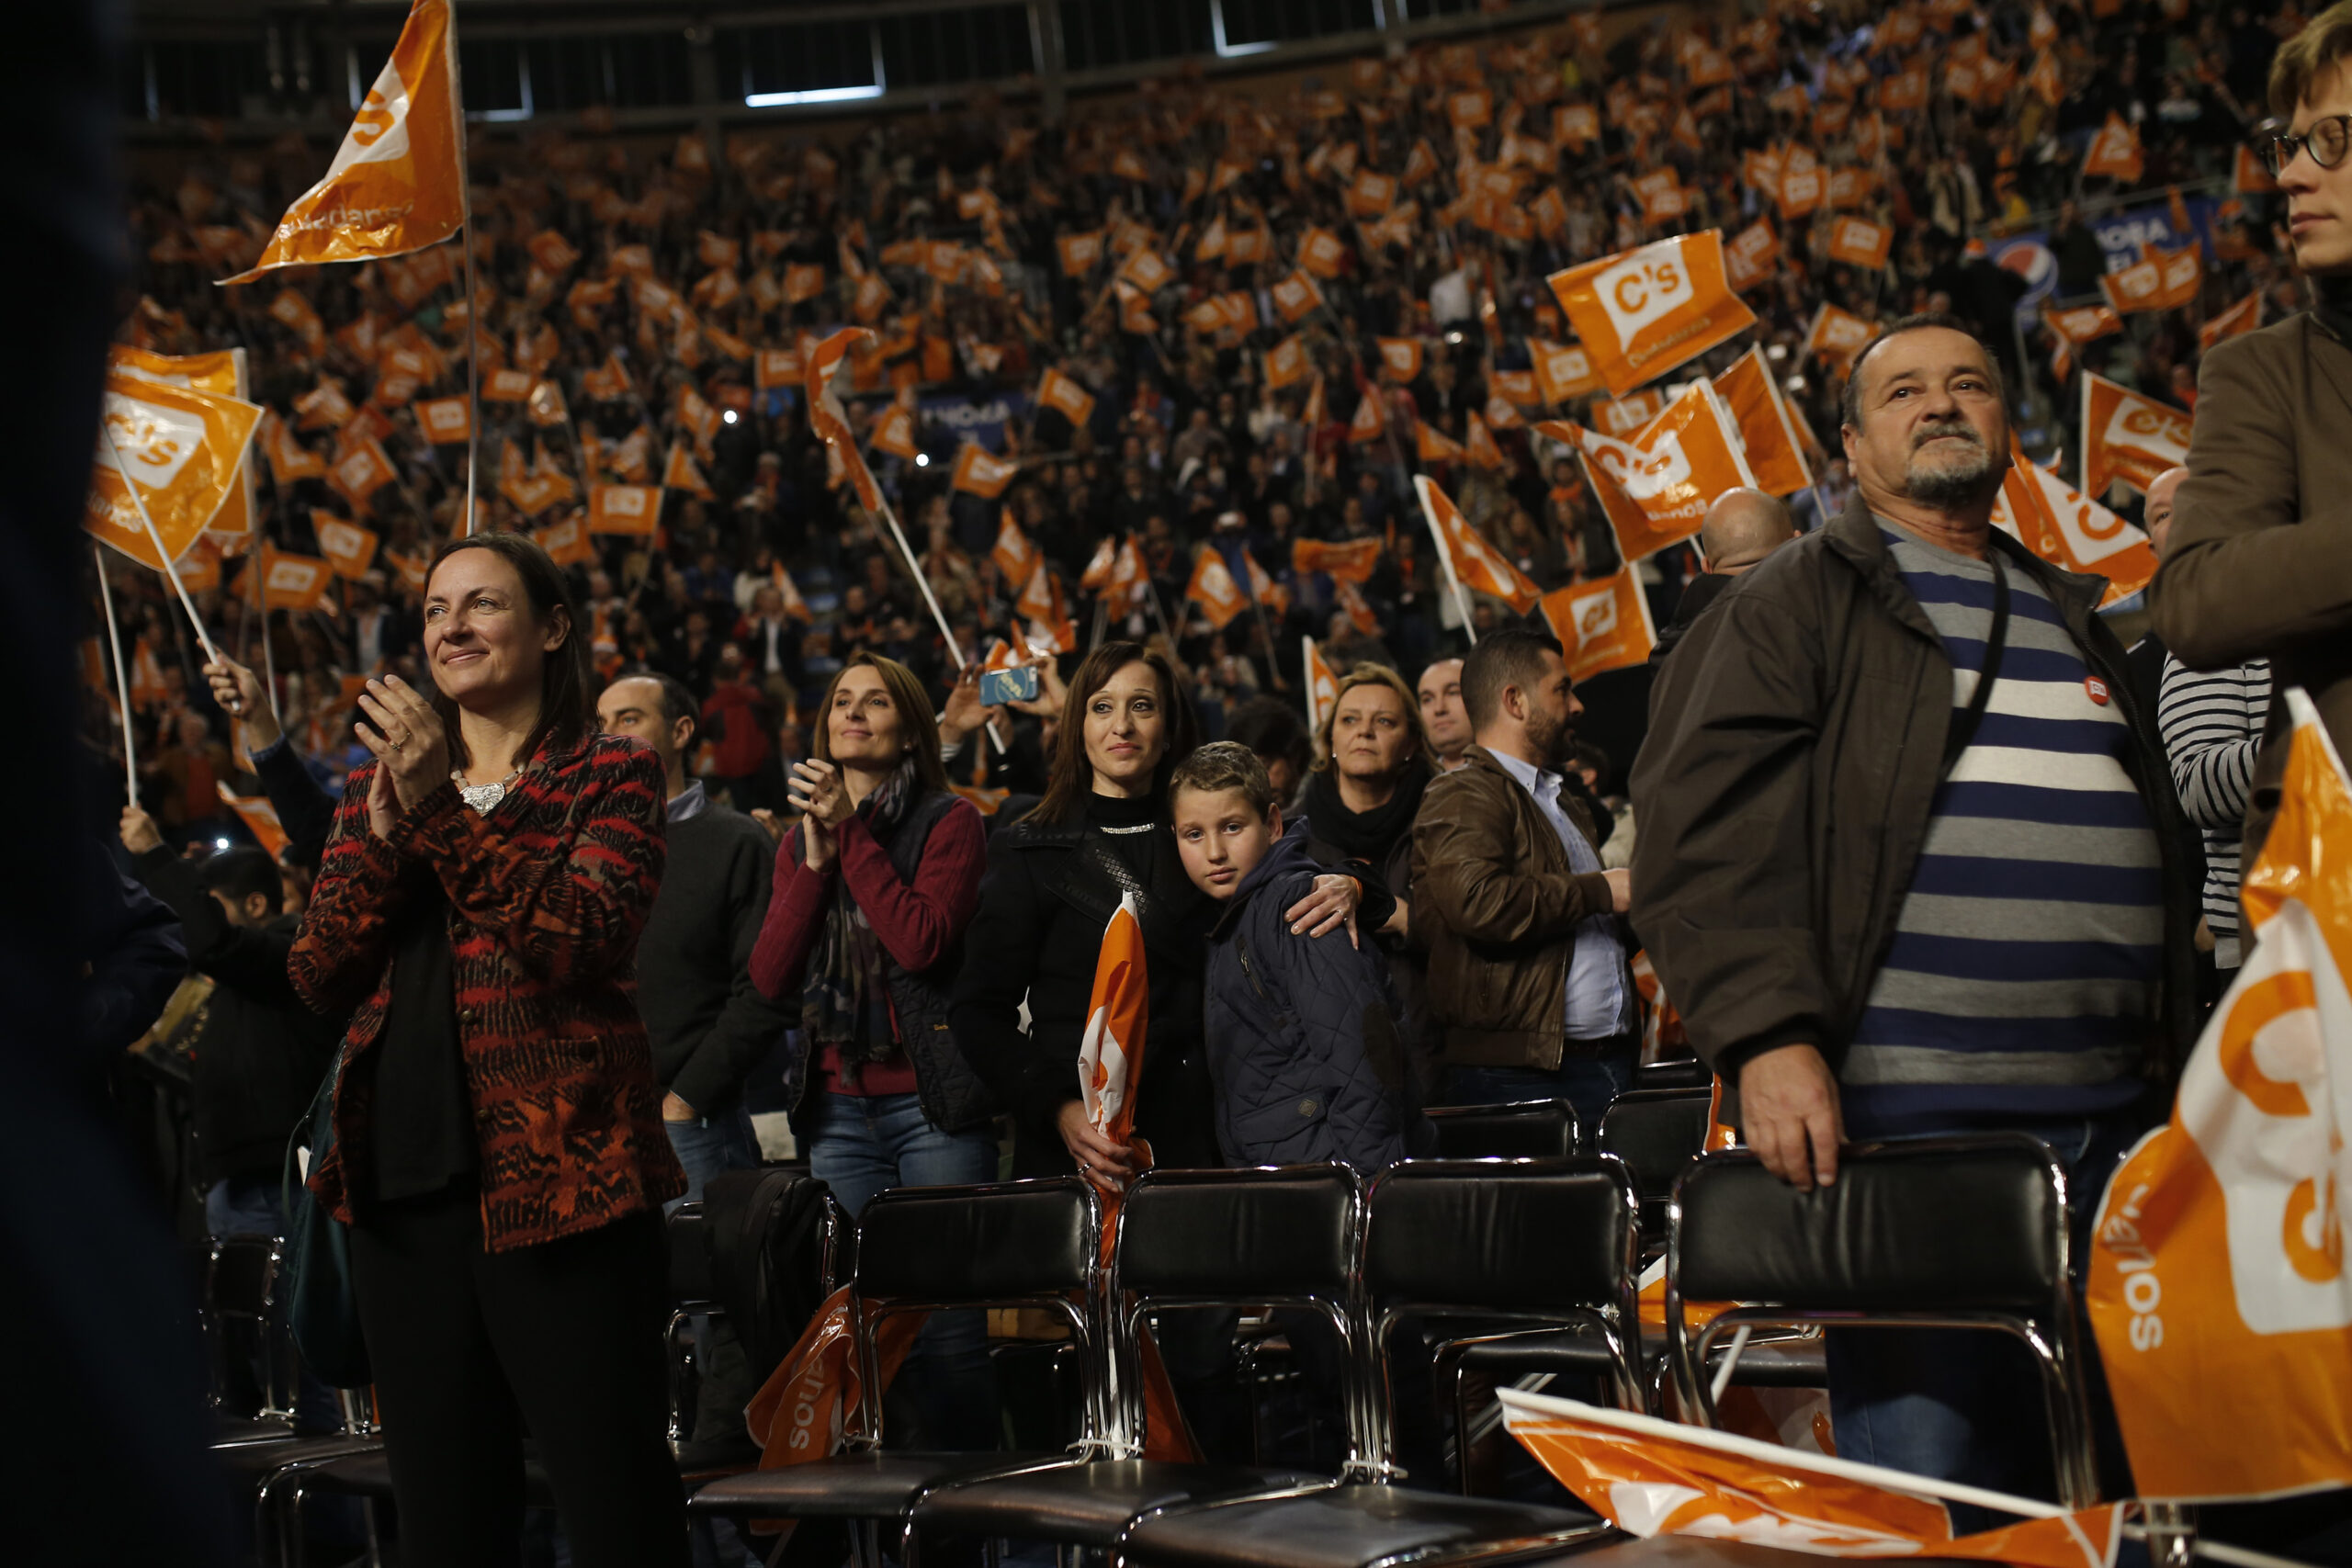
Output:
top-left (100, 423), bottom-right (225, 666)
top-left (93, 545), bottom-right (140, 798)
top-left (448, 0), bottom-right (481, 536)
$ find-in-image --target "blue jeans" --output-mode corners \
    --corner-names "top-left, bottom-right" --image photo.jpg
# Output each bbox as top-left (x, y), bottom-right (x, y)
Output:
top-left (1825, 1111), bottom-right (2143, 1529)
top-left (662, 1105), bottom-right (759, 1211)
top-left (206, 1176), bottom-right (343, 1433)
top-left (1441, 1043), bottom-right (1638, 1145)
top-left (808, 1090), bottom-right (1001, 1450)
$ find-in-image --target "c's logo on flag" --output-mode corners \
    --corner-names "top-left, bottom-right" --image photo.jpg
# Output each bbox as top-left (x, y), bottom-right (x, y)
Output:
top-left (1596, 437), bottom-right (1692, 502)
top-left (1572, 589), bottom-right (1619, 641)
top-left (1598, 252), bottom-right (1690, 344)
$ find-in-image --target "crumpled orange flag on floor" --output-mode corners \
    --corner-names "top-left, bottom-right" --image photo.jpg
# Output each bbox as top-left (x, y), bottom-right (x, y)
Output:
top-left (1500, 1388), bottom-right (2124, 1568)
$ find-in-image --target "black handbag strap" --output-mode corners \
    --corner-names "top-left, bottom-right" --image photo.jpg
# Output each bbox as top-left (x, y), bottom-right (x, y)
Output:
top-left (1941, 554), bottom-right (2011, 775)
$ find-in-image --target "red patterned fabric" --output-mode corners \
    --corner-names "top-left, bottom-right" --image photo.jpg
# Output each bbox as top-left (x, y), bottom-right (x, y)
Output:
top-left (290, 732), bottom-right (686, 1252)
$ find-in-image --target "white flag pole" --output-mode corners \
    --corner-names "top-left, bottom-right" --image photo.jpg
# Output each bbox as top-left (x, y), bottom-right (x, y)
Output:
top-left (448, 0), bottom-right (480, 536)
top-left (93, 545), bottom-right (140, 799)
top-left (100, 422), bottom-right (224, 667)
top-left (1414, 474), bottom-right (1479, 647)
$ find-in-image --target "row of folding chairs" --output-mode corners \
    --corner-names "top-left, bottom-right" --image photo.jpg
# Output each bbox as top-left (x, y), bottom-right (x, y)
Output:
top-left (685, 1130), bottom-right (2100, 1568)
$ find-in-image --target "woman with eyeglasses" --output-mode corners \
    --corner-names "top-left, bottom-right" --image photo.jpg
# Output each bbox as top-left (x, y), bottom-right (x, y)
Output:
top-left (2152, 11), bottom-right (2352, 858)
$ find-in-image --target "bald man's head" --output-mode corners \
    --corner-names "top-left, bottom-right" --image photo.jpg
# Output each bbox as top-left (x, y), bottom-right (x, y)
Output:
top-left (1700, 489), bottom-right (1799, 576)
top-left (2143, 466), bottom-right (2189, 558)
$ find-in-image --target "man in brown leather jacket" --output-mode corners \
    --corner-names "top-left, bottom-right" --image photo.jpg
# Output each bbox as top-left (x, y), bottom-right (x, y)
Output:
top-left (1410, 626), bottom-right (1634, 1133)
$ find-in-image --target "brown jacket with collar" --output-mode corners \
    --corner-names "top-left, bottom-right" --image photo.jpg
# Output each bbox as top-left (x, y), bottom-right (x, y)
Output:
top-left (1629, 500), bottom-right (2202, 1108)
top-left (2153, 310), bottom-right (2352, 853)
top-left (1409, 742), bottom-right (1623, 1069)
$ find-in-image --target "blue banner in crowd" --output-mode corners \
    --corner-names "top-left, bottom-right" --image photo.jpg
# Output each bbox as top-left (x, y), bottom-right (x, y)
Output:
top-left (919, 390), bottom-right (1035, 454)
top-left (1990, 195), bottom-right (2228, 324)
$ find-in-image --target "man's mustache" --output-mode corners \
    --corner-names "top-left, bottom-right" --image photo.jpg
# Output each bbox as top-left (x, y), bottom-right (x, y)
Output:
top-left (1913, 421), bottom-right (1984, 451)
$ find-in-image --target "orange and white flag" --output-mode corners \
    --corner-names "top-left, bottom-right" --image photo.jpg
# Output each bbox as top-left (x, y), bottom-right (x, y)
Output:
top-left (662, 441), bottom-right (716, 501)
top-left (221, 0), bottom-right (463, 283)
top-left (107, 344), bottom-right (258, 543)
top-left (1713, 347), bottom-right (1814, 498)
top-left (1546, 231), bottom-right (1758, 396)
top-left (1531, 340), bottom-right (1604, 404)
top-left (1539, 567), bottom-right (1658, 682)
top-left (1465, 412), bottom-right (1508, 471)
top-left (951, 443), bottom-right (1018, 500)
top-left (2083, 112), bottom-right (2144, 183)
top-left (1242, 548), bottom-right (1289, 616)
top-left (1293, 536), bottom-right (1383, 583)
top-left (1057, 231), bottom-right (1104, 277)
top-left (1802, 303), bottom-right (1877, 376)
top-left (1038, 367), bottom-right (1097, 430)
top-left (1080, 893), bottom-right (1151, 1156)
top-left (1827, 216), bottom-right (1894, 270)
top-left (991, 509), bottom-right (1038, 583)
top-left (1183, 546), bottom-right (1250, 629)
top-left (2088, 692), bottom-right (2352, 1502)
top-left (1723, 220), bottom-right (1781, 293)
top-left (416, 394), bottom-right (470, 445)
top-left (1500, 1390), bottom-right (2124, 1568)
top-left (2199, 290), bottom-right (2264, 353)
top-left (2045, 301), bottom-right (2124, 380)
top-left (806, 326), bottom-right (888, 515)
top-left (1264, 333), bottom-right (1312, 390)
top-left (1988, 439), bottom-right (2155, 607)
top-left (1272, 270), bottom-right (1326, 324)
top-left (870, 402), bottom-right (920, 460)
top-left (217, 784), bottom-right (290, 859)
top-left (312, 511), bottom-right (379, 580)
top-left (1015, 563), bottom-right (1078, 655)
top-left (1416, 475), bottom-right (1540, 615)
top-left (586, 482), bottom-right (662, 536)
top-left (1545, 383), bottom-right (1759, 563)
top-left (1348, 389), bottom-right (1387, 445)
top-left (87, 371), bottom-right (264, 570)
top-left (1377, 337), bottom-right (1424, 382)
top-left (2079, 374), bottom-right (2189, 497)
top-left (1416, 419), bottom-right (1465, 463)
top-left (1304, 636), bottom-right (1340, 734)
top-left (533, 513), bottom-right (594, 568)
top-left (256, 544), bottom-right (333, 613)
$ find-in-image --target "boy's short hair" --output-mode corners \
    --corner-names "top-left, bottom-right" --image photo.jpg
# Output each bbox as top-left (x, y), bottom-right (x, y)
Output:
top-left (198, 846), bottom-right (284, 916)
top-left (1169, 740), bottom-right (1276, 818)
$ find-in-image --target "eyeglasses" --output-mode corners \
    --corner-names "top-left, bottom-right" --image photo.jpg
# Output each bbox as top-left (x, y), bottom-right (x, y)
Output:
top-left (2262, 113), bottom-right (2352, 177)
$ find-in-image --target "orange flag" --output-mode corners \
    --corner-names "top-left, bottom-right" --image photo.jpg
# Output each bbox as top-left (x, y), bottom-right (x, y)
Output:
top-left (1987, 439), bottom-right (2155, 607)
top-left (533, 513), bottom-right (595, 567)
top-left (221, 0), bottom-right (463, 283)
top-left (2199, 290), bottom-right (2265, 353)
top-left (1081, 892), bottom-right (1152, 1156)
top-left (1826, 216), bottom-right (1894, 270)
top-left (1264, 333), bottom-right (1312, 390)
top-left (1347, 390), bottom-right (1386, 445)
top-left (1547, 231), bottom-right (1758, 396)
top-left (2083, 112), bottom-right (2144, 183)
top-left (2089, 693), bottom-right (2352, 1501)
top-left (312, 511), bottom-right (379, 580)
top-left (586, 482), bottom-right (662, 536)
top-left (1531, 340), bottom-right (1603, 404)
top-left (1713, 347), bottom-right (1814, 498)
top-left (870, 402), bottom-right (920, 460)
top-left (256, 544), bottom-right (333, 613)
top-left (107, 345), bottom-right (257, 543)
top-left (1539, 567), bottom-right (1657, 682)
top-left (1464, 412), bottom-right (1508, 471)
top-left (87, 372), bottom-right (264, 570)
top-left (1057, 231), bottom-right (1104, 276)
top-left (1183, 547), bottom-right (1250, 629)
top-left (1723, 220), bottom-right (1782, 293)
top-left (1038, 367), bottom-right (1097, 430)
top-left (416, 394), bottom-right (470, 445)
top-left (951, 443), bottom-right (1018, 500)
top-left (217, 784), bottom-right (290, 859)
top-left (1303, 636), bottom-right (1340, 734)
top-left (1802, 303), bottom-right (1877, 376)
top-left (991, 508), bottom-right (1038, 583)
top-left (1271, 270), bottom-right (1326, 324)
top-left (806, 326), bottom-right (887, 515)
top-left (1415, 419), bottom-right (1465, 463)
top-left (1376, 337), bottom-right (1424, 382)
top-left (1416, 475), bottom-right (1540, 615)
top-left (662, 441), bottom-right (716, 501)
top-left (1294, 536), bottom-right (1383, 583)
top-left (2045, 301), bottom-right (2124, 380)
top-left (1501, 1390), bottom-right (2124, 1568)
top-left (1544, 383), bottom-right (1759, 564)
top-left (2079, 373), bottom-right (2189, 497)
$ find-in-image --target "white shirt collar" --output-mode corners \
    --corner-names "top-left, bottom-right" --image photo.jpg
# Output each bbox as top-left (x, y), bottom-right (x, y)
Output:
top-left (1485, 746), bottom-right (1559, 801)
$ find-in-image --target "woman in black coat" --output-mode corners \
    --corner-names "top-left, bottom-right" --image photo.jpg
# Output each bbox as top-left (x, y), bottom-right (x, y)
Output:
top-left (950, 641), bottom-right (1366, 1188)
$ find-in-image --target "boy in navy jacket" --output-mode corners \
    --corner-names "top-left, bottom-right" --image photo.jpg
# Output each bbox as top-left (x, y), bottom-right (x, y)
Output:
top-left (1170, 742), bottom-right (1424, 1172)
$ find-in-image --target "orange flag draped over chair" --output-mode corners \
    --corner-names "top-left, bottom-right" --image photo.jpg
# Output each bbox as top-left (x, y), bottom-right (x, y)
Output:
top-left (220, 0), bottom-right (464, 284)
top-left (1500, 1390), bottom-right (2125, 1568)
top-left (2087, 693), bottom-right (2352, 1502)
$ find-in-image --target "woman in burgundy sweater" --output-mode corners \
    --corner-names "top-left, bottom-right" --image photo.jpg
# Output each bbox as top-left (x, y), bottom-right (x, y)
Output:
top-left (748, 650), bottom-right (997, 1443)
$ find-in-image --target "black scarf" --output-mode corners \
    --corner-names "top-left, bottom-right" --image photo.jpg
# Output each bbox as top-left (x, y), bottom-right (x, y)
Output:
top-left (2317, 275), bottom-right (2352, 346)
top-left (1299, 761), bottom-right (1429, 866)
top-left (803, 758), bottom-right (918, 1070)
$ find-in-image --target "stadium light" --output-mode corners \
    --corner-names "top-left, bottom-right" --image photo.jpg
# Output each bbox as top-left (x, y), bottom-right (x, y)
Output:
top-left (745, 85), bottom-right (883, 107)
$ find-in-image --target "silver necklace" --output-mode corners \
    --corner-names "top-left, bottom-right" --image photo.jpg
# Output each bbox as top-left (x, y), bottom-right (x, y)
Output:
top-left (453, 766), bottom-right (522, 816)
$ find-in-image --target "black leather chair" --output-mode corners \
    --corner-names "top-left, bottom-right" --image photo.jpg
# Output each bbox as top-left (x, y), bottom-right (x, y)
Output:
top-left (1594, 1089), bottom-right (1713, 1253)
top-left (1367, 1157), bottom-right (1645, 1493)
top-left (205, 1233), bottom-right (298, 1447)
top-left (688, 1179), bottom-right (1109, 1562)
top-left (908, 1166), bottom-right (1351, 1556)
top-left (1666, 1134), bottom-right (2098, 1507)
top-left (1113, 1159), bottom-right (1618, 1568)
top-left (1425, 1100), bottom-right (1580, 1159)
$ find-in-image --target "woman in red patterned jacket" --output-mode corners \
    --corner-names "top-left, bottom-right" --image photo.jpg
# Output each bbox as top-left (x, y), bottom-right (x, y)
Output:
top-left (290, 533), bottom-right (688, 1568)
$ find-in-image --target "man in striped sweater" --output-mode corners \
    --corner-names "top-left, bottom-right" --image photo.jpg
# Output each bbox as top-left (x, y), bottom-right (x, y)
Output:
top-left (1634, 315), bottom-right (2201, 1509)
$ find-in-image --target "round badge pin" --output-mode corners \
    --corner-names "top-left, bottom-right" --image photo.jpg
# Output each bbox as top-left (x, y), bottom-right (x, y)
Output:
top-left (2085, 675), bottom-right (2110, 706)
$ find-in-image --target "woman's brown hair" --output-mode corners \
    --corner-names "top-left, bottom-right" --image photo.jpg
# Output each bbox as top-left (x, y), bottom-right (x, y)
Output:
top-left (1025, 640), bottom-right (1200, 825)
top-left (1309, 661), bottom-right (1432, 774)
top-left (809, 652), bottom-right (952, 795)
top-left (424, 532), bottom-right (593, 772)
